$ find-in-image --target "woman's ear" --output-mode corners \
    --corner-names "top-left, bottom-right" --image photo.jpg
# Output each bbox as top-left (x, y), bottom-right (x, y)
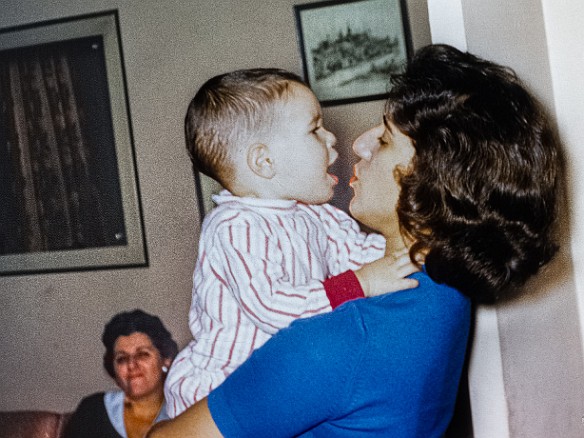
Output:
top-left (247, 143), bottom-right (276, 179)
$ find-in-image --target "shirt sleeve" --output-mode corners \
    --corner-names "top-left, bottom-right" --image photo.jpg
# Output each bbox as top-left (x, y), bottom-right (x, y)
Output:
top-left (205, 221), bottom-right (332, 334)
top-left (208, 306), bottom-right (365, 437)
top-left (309, 204), bottom-right (386, 275)
top-left (324, 270), bottom-right (365, 309)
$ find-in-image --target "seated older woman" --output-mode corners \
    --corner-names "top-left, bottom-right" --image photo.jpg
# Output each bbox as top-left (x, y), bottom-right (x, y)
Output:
top-left (148, 44), bottom-right (561, 437)
top-left (64, 309), bottom-right (178, 438)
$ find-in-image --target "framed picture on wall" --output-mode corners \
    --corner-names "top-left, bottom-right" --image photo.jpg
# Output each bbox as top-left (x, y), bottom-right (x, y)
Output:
top-left (0, 10), bottom-right (148, 275)
top-left (294, 0), bottom-right (412, 106)
top-left (194, 171), bottom-right (223, 221)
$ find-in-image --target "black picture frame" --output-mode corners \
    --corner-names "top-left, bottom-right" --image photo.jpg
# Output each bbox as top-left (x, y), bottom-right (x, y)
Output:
top-left (294, 0), bottom-right (412, 106)
top-left (0, 10), bottom-right (148, 275)
top-left (194, 171), bottom-right (223, 222)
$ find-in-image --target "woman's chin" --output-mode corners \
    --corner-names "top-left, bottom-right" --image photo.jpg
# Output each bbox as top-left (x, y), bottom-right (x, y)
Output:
top-left (348, 198), bottom-right (364, 222)
top-left (349, 200), bottom-right (385, 234)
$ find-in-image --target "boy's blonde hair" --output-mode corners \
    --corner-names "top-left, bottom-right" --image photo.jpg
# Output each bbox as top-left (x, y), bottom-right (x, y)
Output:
top-left (184, 68), bottom-right (306, 187)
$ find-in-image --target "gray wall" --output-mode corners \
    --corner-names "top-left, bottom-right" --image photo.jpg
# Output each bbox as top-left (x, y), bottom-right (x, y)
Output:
top-left (0, 0), bottom-right (430, 412)
top-left (460, 0), bottom-right (584, 436)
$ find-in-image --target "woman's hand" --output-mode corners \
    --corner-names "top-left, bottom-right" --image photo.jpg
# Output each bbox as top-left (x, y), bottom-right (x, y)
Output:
top-left (355, 252), bottom-right (419, 297)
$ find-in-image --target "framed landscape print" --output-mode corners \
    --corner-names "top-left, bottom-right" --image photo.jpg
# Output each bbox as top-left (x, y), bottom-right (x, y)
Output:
top-left (294, 0), bottom-right (412, 106)
top-left (0, 10), bottom-right (147, 275)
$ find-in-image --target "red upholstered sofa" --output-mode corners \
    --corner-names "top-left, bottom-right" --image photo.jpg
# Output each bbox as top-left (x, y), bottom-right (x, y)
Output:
top-left (0, 411), bottom-right (71, 438)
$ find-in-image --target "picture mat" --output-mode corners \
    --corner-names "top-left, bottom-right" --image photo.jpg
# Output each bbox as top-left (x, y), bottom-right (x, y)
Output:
top-left (0, 11), bottom-right (147, 275)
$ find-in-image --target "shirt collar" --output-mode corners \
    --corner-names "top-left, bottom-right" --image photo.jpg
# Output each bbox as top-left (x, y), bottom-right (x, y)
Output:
top-left (104, 390), bottom-right (169, 437)
top-left (212, 190), bottom-right (298, 211)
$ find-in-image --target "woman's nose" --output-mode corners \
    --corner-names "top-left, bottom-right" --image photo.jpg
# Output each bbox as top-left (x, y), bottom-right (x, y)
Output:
top-left (326, 129), bottom-right (338, 164)
top-left (353, 124), bottom-right (384, 161)
top-left (326, 128), bottom-right (337, 149)
top-left (127, 356), bottom-right (139, 370)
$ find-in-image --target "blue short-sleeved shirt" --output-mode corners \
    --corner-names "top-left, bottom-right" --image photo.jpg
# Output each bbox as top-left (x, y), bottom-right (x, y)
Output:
top-left (208, 270), bottom-right (471, 437)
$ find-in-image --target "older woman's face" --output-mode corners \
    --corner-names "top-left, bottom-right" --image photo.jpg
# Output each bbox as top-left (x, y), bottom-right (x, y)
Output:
top-left (113, 332), bottom-right (170, 400)
top-left (349, 121), bottom-right (415, 245)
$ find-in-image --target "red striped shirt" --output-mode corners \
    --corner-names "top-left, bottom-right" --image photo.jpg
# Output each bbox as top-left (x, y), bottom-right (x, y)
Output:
top-left (165, 191), bottom-right (385, 417)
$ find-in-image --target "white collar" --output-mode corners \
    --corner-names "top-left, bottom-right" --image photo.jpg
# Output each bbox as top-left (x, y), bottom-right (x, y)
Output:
top-left (104, 390), bottom-right (169, 437)
top-left (212, 190), bottom-right (298, 211)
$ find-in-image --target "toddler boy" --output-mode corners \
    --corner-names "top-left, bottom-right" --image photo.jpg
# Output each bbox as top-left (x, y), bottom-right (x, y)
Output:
top-left (165, 69), bottom-right (417, 417)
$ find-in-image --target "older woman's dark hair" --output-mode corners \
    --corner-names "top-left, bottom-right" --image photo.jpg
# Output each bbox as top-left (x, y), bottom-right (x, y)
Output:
top-left (387, 44), bottom-right (561, 303)
top-left (102, 309), bottom-right (179, 379)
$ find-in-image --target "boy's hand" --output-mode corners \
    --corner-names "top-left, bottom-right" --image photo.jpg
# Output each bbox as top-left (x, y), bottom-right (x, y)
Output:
top-left (355, 253), bottom-right (419, 297)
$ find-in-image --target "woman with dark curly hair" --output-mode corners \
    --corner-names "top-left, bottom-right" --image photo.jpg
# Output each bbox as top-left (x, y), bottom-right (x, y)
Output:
top-left (64, 309), bottom-right (178, 438)
top-left (149, 44), bottom-right (561, 438)
top-left (382, 44), bottom-right (559, 303)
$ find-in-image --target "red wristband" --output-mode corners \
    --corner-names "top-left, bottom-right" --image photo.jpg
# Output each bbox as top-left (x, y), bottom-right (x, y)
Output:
top-left (324, 270), bottom-right (365, 310)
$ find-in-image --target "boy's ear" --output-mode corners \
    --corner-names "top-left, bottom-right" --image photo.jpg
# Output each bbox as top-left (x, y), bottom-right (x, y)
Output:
top-left (247, 143), bottom-right (276, 179)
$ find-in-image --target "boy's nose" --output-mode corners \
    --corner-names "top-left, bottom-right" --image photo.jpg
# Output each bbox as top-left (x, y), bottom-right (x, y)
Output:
top-left (353, 124), bottom-right (384, 161)
top-left (326, 129), bottom-right (338, 164)
top-left (328, 146), bottom-right (339, 165)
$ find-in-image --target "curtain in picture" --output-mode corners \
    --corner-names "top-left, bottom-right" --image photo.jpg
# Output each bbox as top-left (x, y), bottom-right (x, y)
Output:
top-left (0, 44), bottom-right (108, 255)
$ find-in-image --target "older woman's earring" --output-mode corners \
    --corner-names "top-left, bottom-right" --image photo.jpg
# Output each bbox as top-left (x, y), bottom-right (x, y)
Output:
top-left (162, 366), bottom-right (169, 373)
